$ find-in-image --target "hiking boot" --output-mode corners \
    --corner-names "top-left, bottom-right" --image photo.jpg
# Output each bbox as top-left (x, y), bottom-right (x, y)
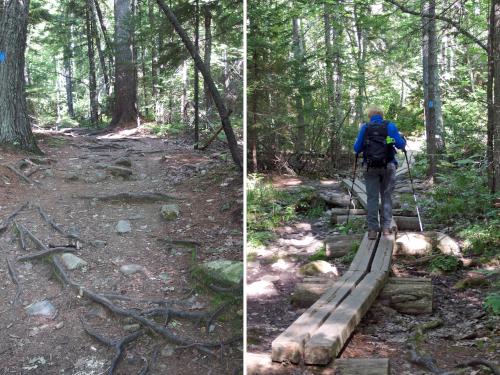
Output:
top-left (382, 228), bottom-right (392, 236)
top-left (368, 230), bottom-right (378, 240)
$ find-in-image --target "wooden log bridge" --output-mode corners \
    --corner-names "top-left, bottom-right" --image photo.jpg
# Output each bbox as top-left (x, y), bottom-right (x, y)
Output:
top-left (271, 232), bottom-right (395, 365)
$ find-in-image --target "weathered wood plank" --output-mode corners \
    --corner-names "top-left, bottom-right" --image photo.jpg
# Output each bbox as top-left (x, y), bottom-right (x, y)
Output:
top-left (292, 277), bottom-right (432, 314)
top-left (271, 271), bottom-right (365, 363)
top-left (334, 358), bottom-right (390, 375)
top-left (379, 277), bottom-right (433, 314)
top-left (348, 233), bottom-right (377, 272)
top-left (304, 272), bottom-right (388, 365)
top-left (370, 234), bottom-right (394, 273)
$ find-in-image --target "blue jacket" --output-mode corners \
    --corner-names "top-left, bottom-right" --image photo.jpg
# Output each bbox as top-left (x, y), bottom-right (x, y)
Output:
top-left (353, 114), bottom-right (406, 165)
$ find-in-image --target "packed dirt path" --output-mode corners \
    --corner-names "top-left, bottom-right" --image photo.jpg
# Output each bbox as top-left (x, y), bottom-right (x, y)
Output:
top-left (0, 128), bottom-right (243, 374)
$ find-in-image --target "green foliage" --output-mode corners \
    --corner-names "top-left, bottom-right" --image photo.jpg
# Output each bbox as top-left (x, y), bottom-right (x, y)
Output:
top-left (429, 254), bottom-right (461, 273)
top-left (459, 219), bottom-right (500, 258)
top-left (147, 122), bottom-right (185, 136)
top-left (331, 217), bottom-right (365, 235)
top-left (484, 293), bottom-right (500, 315)
top-left (308, 246), bottom-right (327, 261)
top-left (339, 239), bottom-right (360, 264)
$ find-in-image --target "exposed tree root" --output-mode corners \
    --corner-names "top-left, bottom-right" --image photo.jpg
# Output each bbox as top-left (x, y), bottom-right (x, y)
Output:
top-left (208, 280), bottom-right (243, 296)
top-left (138, 345), bottom-right (160, 375)
top-left (36, 205), bottom-right (83, 242)
top-left (4, 164), bottom-right (39, 186)
top-left (17, 247), bottom-right (76, 262)
top-left (51, 256), bottom-right (241, 357)
top-left (78, 192), bottom-right (179, 203)
top-left (6, 259), bottom-right (21, 305)
top-left (80, 317), bottom-right (144, 375)
top-left (408, 345), bottom-right (443, 374)
top-left (13, 221), bottom-right (27, 251)
top-left (457, 359), bottom-right (500, 375)
top-left (0, 202), bottom-right (29, 235)
top-left (20, 225), bottom-right (49, 251)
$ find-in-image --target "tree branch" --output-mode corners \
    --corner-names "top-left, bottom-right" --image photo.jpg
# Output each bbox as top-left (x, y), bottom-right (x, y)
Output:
top-left (384, 0), bottom-right (488, 51)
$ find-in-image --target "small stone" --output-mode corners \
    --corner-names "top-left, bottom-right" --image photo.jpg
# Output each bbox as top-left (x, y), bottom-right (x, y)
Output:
top-left (160, 204), bottom-right (180, 221)
top-left (54, 322), bottom-right (64, 330)
top-left (161, 345), bottom-right (175, 357)
top-left (114, 157), bottom-right (132, 167)
top-left (299, 260), bottom-right (339, 276)
top-left (25, 300), bottom-right (57, 319)
top-left (60, 253), bottom-right (88, 270)
top-left (247, 280), bottom-right (278, 298)
top-left (92, 240), bottom-right (107, 248)
top-left (120, 264), bottom-right (145, 275)
top-left (123, 324), bottom-right (140, 332)
top-left (43, 169), bottom-right (54, 177)
top-left (116, 220), bottom-right (131, 234)
top-left (209, 324), bottom-right (215, 333)
top-left (64, 172), bottom-right (79, 182)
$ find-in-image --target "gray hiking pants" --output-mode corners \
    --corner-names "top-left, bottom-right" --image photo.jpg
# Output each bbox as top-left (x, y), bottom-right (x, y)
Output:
top-left (364, 163), bottom-right (396, 231)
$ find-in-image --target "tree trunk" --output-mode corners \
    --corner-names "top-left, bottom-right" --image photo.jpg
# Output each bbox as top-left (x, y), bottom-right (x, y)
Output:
top-left (194, 0), bottom-right (200, 148)
top-left (148, 0), bottom-right (160, 123)
top-left (86, 0), bottom-right (99, 126)
top-left (292, 18), bottom-right (305, 155)
top-left (488, 0), bottom-right (496, 192)
top-left (250, 46), bottom-right (259, 172)
top-left (181, 60), bottom-right (189, 124)
top-left (94, 0), bottom-right (114, 82)
top-left (0, 0), bottom-right (39, 152)
top-left (203, 4), bottom-right (212, 113)
top-left (63, 43), bottom-right (75, 118)
top-left (90, 0), bottom-right (110, 96)
top-left (110, 0), bottom-right (138, 128)
top-left (493, 0), bottom-right (500, 193)
top-left (156, 0), bottom-right (242, 169)
top-left (422, 0), bottom-right (437, 180)
top-left (353, 4), bottom-right (367, 126)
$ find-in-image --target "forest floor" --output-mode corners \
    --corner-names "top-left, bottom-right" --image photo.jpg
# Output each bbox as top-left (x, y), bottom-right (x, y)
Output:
top-left (247, 146), bottom-right (499, 374)
top-left (0, 126), bottom-right (243, 374)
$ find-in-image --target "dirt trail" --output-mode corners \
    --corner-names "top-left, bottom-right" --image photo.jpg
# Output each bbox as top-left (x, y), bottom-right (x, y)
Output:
top-left (0, 128), bottom-right (243, 374)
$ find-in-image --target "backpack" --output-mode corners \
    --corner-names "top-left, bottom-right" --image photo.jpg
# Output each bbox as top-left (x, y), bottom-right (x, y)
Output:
top-left (363, 121), bottom-right (394, 168)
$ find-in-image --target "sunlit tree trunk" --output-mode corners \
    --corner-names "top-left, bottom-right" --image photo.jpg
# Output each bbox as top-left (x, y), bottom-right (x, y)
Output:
top-left (0, 0), bottom-right (40, 152)
top-left (110, 0), bottom-right (138, 128)
top-left (194, 0), bottom-right (200, 148)
top-left (493, 0), bottom-right (500, 193)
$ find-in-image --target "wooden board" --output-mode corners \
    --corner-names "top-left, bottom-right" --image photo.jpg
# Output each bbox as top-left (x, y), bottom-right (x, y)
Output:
top-left (303, 272), bottom-right (388, 365)
top-left (271, 270), bottom-right (365, 363)
top-left (348, 233), bottom-right (378, 272)
top-left (379, 277), bottom-right (433, 314)
top-left (370, 234), bottom-right (395, 273)
top-left (334, 358), bottom-right (390, 375)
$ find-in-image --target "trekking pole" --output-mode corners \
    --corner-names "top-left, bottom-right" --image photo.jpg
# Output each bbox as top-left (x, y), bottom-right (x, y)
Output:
top-left (346, 153), bottom-right (359, 225)
top-left (403, 149), bottom-right (424, 232)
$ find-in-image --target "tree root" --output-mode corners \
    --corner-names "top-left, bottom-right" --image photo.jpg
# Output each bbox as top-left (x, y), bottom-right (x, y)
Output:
top-left (408, 344), bottom-right (443, 374)
top-left (19, 225), bottom-right (49, 252)
top-left (78, 192), bottom-right (179, 203)
top-left (4, 164), bottom-right (39, 186)
top-left (36, 205), bottom-right (83, 242)
top-left (17, 247), bottom-right (76, 262)
top-left (138, 345), bottom-right (160, 375)
top-left (0, 202), bottom-right (29, 235)
top-left (80, 317), bottom-right (144, 375)
top-left (13, 221), bottom-right (27, 251)
top-left (457, 359), bottom-right (499, 375)
top-left (6, 259), bottom-right (21, 305)
top-left (51, 256), bottom-right (241, 356)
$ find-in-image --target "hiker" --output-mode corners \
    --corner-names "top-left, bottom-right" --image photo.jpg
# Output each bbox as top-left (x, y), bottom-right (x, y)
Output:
top-left (353, 106), bottom-right (406, 240)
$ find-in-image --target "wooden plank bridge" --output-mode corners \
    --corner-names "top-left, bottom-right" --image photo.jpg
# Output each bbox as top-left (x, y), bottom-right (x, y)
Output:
top-left (271, 178), bottom-right (396, 366)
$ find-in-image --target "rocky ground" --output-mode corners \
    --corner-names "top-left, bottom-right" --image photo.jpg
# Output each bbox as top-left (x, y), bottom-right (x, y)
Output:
top-left (0, 127), bottom-right (243, 374)
top-left (247, 170), bottom-right (499, 374)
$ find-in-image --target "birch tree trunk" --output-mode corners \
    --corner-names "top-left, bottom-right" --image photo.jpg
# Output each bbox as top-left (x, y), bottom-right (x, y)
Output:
top-left (0, 0), bottom-right (40, 152)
